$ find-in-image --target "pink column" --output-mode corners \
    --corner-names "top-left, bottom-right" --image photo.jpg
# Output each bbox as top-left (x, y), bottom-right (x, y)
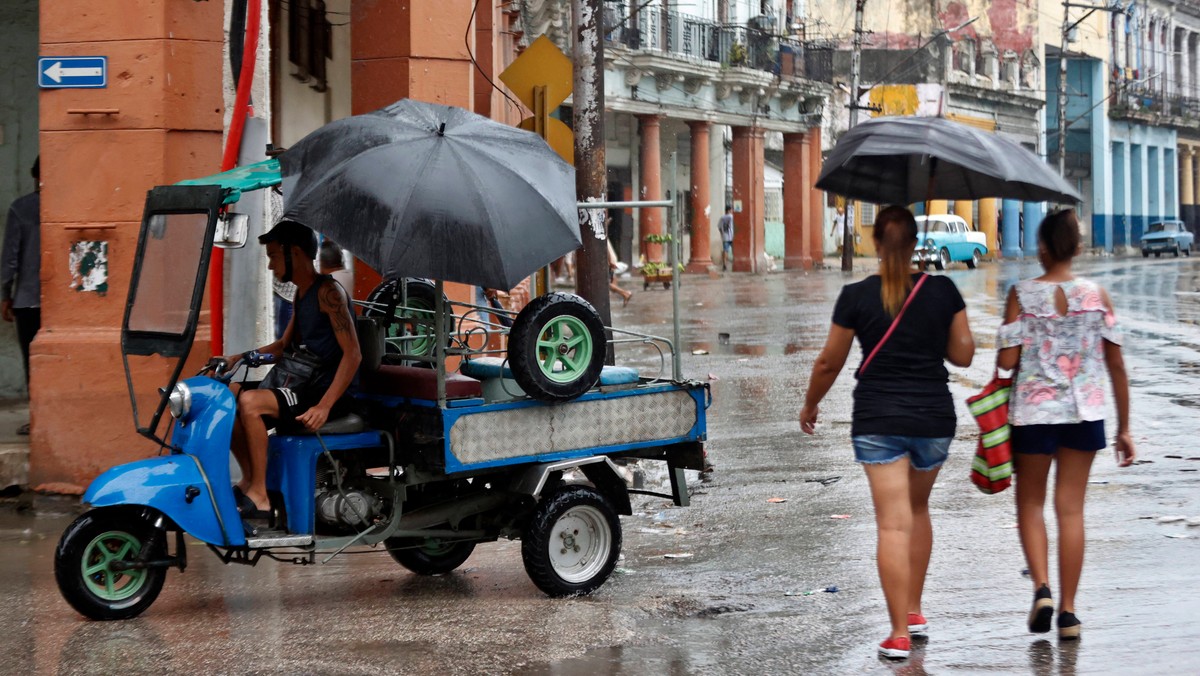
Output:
top-left (686, 121), bottom-right (714, 272)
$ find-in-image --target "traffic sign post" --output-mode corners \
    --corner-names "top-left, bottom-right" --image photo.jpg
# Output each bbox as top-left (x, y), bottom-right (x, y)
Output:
top-left (39, 56), bottom-right (107, 89)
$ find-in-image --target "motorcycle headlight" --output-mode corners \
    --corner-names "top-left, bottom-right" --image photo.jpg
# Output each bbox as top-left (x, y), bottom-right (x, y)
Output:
top-left (168, 382), bottom-right (192, 419)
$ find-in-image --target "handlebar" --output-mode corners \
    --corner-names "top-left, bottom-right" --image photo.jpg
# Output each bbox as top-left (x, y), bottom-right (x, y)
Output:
top-left (200, 351), bottom-right (275, 382)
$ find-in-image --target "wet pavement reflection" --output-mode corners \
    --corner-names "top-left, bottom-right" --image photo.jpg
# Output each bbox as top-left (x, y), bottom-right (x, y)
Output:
top-left (2, 256), bottom-right (1198, 674)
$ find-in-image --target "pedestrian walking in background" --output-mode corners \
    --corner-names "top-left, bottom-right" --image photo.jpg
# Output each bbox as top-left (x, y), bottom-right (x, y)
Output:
top-left (1, 157), bottom-right (41, 435)
top-left (798, 205), bottom-right (975, 660)
top-left (994, 208), bottom-right (1135, 641)
top-left (718, 205), bottom-right (734, 271)
top-left (830, 205), bottom-right (847, 254)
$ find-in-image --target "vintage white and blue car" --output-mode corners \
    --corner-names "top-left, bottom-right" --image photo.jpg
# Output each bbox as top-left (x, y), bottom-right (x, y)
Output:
top-left (1141, 220), bottom-right (1194, 258)
top-left (912, 214), bottom-right (989, 270)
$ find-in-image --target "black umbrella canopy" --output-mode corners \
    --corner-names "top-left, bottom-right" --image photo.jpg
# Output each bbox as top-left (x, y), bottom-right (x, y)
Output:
top-left (816, 116), bottom-right (1081, 206)
top-left (280, 99), bottom-right (580, 291)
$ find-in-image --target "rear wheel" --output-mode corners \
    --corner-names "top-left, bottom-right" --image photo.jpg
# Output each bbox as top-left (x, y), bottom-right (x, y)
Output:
top-left (522, 485), bottom-right (621, 597)
top-left (1143, 250), bottom-right (1150, 258)
top-left (55, 509), bottom-right (167, 620)
top-left (1155, 252), bottom-right (1161, 258)
top-left (386, 536), bottom-right (476, 575)
top-left (1185, 246), bottom-right (1192, 257)
top-left (1173, 245), bottom-right (1181, 257)
top-left (966, 249), bottom-right (981, 269)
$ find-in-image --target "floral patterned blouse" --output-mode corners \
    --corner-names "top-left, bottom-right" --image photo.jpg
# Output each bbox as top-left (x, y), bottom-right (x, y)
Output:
top-left (996, 277), bottom-right (1122, 426)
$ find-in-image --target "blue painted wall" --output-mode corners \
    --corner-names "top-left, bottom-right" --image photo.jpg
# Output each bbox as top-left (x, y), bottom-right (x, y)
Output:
top-left (1103, 122), bottom-right (1176, 250)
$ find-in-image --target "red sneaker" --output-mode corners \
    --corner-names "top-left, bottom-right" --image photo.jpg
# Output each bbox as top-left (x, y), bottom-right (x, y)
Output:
top-left (878, 636), bottom-right (911, 659)
top-left (907, 612), bottom-right (928, 636)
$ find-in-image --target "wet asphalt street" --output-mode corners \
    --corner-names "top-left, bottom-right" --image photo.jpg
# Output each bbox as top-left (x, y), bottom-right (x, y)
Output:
top-left (2, 255), bottom-right (1198, 675)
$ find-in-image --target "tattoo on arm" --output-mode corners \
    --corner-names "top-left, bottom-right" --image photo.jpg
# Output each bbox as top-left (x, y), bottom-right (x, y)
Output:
top-left (319, 280), bottom-right (354, 334)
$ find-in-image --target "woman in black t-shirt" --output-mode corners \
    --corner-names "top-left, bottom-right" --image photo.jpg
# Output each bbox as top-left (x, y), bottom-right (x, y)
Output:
top-left (799, 206), bottom-right (976, 660)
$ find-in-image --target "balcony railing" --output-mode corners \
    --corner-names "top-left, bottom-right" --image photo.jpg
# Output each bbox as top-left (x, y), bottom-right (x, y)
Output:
top-left (603, 7), bottom-right (834, 83)
top-left (1109, 77), bottom-right (1200, 121)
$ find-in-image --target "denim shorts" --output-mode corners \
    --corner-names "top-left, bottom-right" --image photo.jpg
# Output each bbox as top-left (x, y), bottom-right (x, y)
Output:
top-left (1011, 420), bottom-right (1106, 454)
top-left (851, 435), bottom-right (952, 471)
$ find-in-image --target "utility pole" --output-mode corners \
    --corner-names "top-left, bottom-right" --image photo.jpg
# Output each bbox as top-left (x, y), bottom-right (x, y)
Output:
top-left (1056, 1), bottom-right (1071, 178)
top-left (572, 0), bottom-right (613, 343)
top-left (1056, 2), bottom-right (1124, 180)
top-left (843, 0), bottom-right (866, 272)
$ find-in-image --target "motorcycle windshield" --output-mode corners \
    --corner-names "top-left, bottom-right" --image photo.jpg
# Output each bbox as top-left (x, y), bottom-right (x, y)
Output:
top-left (122, 185), bottom-right (224, 441)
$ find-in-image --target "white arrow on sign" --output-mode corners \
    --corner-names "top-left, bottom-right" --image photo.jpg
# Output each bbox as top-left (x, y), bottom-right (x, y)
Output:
top-left (44, 62), bottom-right (103, 84)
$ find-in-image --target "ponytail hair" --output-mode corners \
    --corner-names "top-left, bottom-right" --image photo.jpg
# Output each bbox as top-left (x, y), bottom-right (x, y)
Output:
top-left (873, 206), bottom-right (919, 316)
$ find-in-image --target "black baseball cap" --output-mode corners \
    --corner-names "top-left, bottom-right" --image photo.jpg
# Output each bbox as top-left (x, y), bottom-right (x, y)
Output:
top-left (259, 220), bottom-right (318, 259)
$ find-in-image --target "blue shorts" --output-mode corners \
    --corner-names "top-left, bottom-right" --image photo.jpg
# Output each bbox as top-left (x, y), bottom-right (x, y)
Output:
top-left (1011, 420), bottom-right (1106, 454)
top-left (851, 435), bottom-right (952, 471)
top-left (722, 241), bottom-right (733, 253)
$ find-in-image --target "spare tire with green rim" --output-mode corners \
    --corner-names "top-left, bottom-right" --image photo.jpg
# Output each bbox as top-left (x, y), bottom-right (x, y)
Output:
top-left (508, 292), bottom-right (606, 402)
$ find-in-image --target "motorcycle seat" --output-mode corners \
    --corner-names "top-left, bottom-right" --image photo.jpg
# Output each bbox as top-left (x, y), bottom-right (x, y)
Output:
top-left (277, 413), bottom-right (367, 436)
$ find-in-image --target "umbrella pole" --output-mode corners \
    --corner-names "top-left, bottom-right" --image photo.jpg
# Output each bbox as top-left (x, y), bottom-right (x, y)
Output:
top-left (921, 157), bottom-right (939, 244)
top-left (435, 279), bottom-right (446, 408)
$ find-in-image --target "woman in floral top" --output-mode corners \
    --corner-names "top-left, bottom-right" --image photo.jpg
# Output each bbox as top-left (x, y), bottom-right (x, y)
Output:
top-left (996, 209), bottom-right (1136, 641)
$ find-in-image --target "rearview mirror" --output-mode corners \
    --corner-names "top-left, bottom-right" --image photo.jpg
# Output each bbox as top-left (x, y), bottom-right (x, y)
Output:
top-left (214, 213), bottom-right (249, 249)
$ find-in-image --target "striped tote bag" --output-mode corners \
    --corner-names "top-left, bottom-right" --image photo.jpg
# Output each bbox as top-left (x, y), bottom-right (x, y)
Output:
top-left (966, 372), bottom-right (1014, 494)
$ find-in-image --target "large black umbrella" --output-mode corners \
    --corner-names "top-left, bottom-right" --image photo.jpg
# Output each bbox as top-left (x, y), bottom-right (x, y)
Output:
top-left (279, 99), bottom-right (580, 290)
top-left (816, 116), bottom-right (1081, 205)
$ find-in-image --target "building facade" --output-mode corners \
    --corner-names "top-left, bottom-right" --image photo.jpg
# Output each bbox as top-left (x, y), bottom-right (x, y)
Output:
top-left (520, 0), bottom-right (834, 272)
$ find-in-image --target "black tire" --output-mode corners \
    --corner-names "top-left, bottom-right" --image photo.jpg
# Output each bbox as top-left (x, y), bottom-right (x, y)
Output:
top-left (364, 278), bottom-right (452, 364)
top-left (1185, 246), bottom-right (1192, 257)
top-left (521, 485), bottom-right (622, 597)
top-left (1155, 252), bottom-right (1161, 258)
top-left (1173, 246), bottom-right (1181, 258)
top-left (508, 293), bottom-right (606, 402)
top-left (386, 537), bottom-right (476, 575)
top-left (1143, 251), bottom-right (1150, 258)
top-left (934, 248), bottom-right (949, 271)
top-left (55, 508), bottom-right (167, 621)
top-left (966, 249), bottom-right (981, 269)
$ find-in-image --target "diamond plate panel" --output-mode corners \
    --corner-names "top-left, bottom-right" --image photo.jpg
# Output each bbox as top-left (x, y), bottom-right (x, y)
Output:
top-left (449, 390), bottom-right (697, 465)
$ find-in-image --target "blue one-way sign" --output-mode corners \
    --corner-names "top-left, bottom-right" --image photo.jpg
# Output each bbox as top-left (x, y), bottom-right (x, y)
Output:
top-left (39, 56), bottom-right (107, 89)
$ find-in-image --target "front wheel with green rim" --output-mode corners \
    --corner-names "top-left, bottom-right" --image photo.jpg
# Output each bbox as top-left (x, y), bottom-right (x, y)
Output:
top-left (55, 509), bottom-right (167, 620)
top-left (508, 293), bottom-right (606, 402)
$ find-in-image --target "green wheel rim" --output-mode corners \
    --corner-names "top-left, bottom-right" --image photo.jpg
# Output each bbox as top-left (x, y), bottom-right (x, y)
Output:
top-left (387, 297), bottom-right (437, 356)
top-left (418, 538), bottom-right (457, 556)
top-left (80, 531), bottom-right (147, 601)
top-left (535, 315), bottom-right (593, 383)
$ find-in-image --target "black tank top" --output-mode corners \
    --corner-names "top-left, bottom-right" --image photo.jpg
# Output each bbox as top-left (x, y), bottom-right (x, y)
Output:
top-left (291, 275), bottom-right (356, 392)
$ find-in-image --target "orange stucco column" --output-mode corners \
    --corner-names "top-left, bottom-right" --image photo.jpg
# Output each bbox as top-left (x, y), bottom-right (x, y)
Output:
top-left (978, 198), bottom-right (999, 258)
top-left (686, 121), bottom-right (713, 272)
top-left (350, 0), bottom-right (478, 307)
top-left (638, 115), bottom-right (664, 262)
top-left (349, 0), bottom-right (476, 300)
top-left (808, 127), bottom-right (824, 266)
top-left (783, 132), bottom-right (810, 269)
top-left (31, 1), bottom-right (225, 490)
top-left (731, 126), bottom-right (766, 273)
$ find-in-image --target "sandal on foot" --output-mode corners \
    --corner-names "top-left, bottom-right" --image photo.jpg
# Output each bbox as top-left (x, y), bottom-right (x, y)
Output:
top-left (1029, 584), bottom-right (1054, 633)
top-left (232, 486), bottom-right (256, 513)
